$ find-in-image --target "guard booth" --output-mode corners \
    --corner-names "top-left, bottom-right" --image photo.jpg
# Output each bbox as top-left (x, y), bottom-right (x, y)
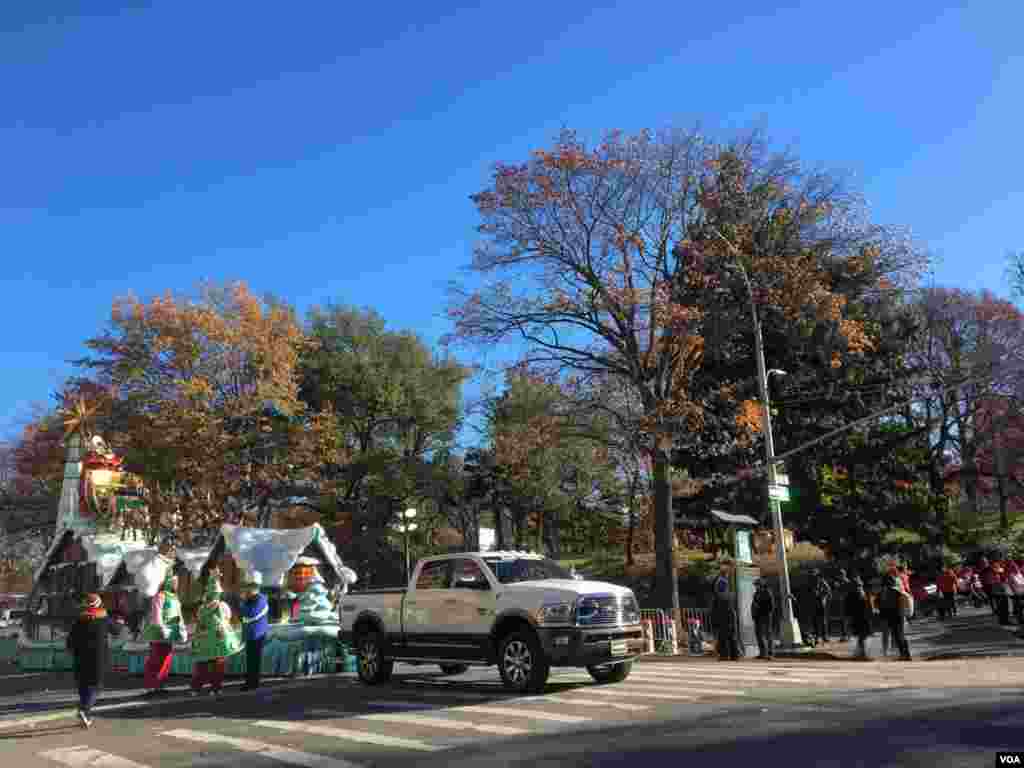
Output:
top-left (710, 510), bottom-right (760, 658)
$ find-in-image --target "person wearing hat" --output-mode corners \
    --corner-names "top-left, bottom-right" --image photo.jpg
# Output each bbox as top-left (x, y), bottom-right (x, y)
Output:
top-left (190, 572), bottom-right (243, 697)
top-left (844, 576), bottom-right (873, 659)
top-left (878, 574), bottom-right (911, 660)
top-left (711, 560), bottom-right (740, 661)
top-left (66, 593), bottom-right (122, 728)
top-left (142, 570), bottom-right (187, 697)
top-left (239, 571), bottom-right (269, 691)
top-left (751, 578), bottom-right (775, 660)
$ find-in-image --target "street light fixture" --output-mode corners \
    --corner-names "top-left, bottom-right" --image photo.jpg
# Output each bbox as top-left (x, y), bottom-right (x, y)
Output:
top-left (711, 227), bottom-right (803, 650)
top-left (400, 508), bottom-right (418, 582)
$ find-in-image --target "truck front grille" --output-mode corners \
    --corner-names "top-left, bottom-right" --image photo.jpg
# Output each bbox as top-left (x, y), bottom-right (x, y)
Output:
top-left (576, 594), bottom-right (640, 627)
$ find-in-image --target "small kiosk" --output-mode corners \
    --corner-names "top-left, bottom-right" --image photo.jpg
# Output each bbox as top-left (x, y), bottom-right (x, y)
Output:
top-left (710, 510), bottom-right (761, 658)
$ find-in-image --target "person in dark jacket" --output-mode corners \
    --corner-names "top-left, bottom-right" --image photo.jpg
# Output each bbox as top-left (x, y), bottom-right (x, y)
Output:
top-left (239, 572), bottom-right (270, 691)
top-left (66, 593), bottom-right (121, 728)
top-left (844, 576), bottom-right (873, 659)
top-left (751, 579), bottom-right (775, 659)
top-left (834, 569), bottom-right (852, 641)
top-left (712, 562), bottom-right (740, 661)
top-left (811, 570), bottom-right (832, 643)
top-left (879, 575), bottom-right (911, 660)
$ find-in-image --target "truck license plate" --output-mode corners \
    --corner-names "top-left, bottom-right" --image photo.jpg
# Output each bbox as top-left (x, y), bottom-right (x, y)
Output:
top-left (610, 640), bottom-right (628, 656)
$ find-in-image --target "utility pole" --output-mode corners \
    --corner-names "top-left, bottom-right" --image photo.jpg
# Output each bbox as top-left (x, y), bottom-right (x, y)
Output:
top-left (712, 226), bottom-right (802, 649)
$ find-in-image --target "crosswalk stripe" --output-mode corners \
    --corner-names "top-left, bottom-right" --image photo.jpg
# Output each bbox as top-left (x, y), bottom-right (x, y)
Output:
top-left (357, 712), bottom-right (527, 736)
top-left (162, 729), bottom-right (362, 767)
top-left (39, 746), bottom-right (149, 768)
top-left (562, 687), bottom-right (697, 701)
top-left (528, 695), bottom-right (650, 711)
top-left (627, 672), bottom-right (826, 684)
top-left (445, 704), bottom-right (592, 724)
top-left (634, 665), bottom-right (855, 677)
top-left (253, 719), bottom-right (442, 752)
top-left (619, 683), bottom-right (748, 696)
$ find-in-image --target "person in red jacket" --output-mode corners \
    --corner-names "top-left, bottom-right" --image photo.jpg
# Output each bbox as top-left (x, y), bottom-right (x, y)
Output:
top-left (937, 567), bottom-right (958, 619)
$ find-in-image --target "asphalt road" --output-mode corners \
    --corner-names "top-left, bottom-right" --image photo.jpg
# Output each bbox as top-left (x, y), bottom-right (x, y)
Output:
top-left (3, 658), bottom-right (1024, 767)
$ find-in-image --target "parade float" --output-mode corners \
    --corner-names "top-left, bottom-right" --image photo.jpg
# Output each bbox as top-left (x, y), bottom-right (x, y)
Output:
top-left (17, 431), bottom-right (158, 671)
top-left (17, 412), bottom-right (358, 677)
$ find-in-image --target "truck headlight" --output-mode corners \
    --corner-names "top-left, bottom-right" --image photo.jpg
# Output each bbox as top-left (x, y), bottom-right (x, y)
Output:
top-left (536, 602), bottom-right (574, 626)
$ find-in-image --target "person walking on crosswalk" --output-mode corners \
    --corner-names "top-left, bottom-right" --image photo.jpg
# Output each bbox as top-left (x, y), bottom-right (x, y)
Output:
top-left (844, 577), bottom-right (873, 659)
top-left (66, 593), bottom-right (122, 728)
top-left (879, 575), bottom-right (912, 661)
top-left (937, 566), bottom-right (958, 620)
top-left (811, 570), bottom-right (832, 644)
top-left (751, 578), bottom-right (775, 660)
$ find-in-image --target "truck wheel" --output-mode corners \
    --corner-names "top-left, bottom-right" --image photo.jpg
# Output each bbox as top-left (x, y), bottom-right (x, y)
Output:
top-left (439, 664), bottom-right (469, 676)
top-left (587, 660), bottom-right (632, 684)
top-left (497, 630), bottom-right (549, 694)
top-left (356, 631), bottom-right (393, 685)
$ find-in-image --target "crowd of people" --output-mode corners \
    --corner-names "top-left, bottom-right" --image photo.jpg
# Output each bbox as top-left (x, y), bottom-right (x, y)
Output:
top-left (710, 554), bottom-right (1024, 664)
top-left (65, 569), bottom-right (269, 728)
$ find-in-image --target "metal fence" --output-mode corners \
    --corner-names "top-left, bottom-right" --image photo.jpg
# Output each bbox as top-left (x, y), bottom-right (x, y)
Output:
top-left (640, 607), bottom-right (713, 655)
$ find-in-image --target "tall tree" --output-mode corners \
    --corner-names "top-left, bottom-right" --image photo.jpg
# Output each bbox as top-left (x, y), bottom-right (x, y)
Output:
top-left (76, 281), bottom-right (340, 543)
top-left (447, 128), bottom-right (922, 616)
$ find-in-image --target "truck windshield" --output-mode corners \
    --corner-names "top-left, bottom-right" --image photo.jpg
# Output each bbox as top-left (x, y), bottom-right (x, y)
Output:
top-left (482, 557), bottom-right (573, 584)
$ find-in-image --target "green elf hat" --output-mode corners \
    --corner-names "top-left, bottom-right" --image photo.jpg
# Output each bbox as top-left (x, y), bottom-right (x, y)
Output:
top-left (204, 572), bottom-right (224, 601)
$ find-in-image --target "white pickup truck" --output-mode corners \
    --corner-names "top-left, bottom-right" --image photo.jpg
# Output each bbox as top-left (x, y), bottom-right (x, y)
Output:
top-left (339, 551), bottom-right (644, 693)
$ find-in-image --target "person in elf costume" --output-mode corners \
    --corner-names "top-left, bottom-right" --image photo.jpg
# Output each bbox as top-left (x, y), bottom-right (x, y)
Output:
top-left (239, 571), bottom-right (269, 691)
top-left (142, 571), bottom-right (187, 697)
top-left (67, 593), bottom-right (122, 728)
top-left (190, 572), bottom-right (243, 697)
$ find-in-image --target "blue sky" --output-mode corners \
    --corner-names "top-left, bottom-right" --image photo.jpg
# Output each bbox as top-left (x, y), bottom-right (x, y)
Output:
top-left (2, 1), bottom-right (1021, 444)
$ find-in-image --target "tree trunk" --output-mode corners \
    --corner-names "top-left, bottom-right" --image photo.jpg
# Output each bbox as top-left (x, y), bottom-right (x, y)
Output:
top-left (494, 504), bottom-right (506, 551)
top-left (997, 442), bottom-right (1010, 532)
top-left (652, 438), bottom-right (680, 620)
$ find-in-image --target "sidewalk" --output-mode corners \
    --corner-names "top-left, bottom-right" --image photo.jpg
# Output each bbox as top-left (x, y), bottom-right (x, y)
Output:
top-left (637, 606), bottom-right (1024, 663)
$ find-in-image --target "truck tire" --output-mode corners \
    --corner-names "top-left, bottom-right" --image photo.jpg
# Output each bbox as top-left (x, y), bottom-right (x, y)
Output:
top-left (356, 630), bottom-right (393, 685)
top-left (497, 630), bottom-right (549, 694)
top-left (439, 664), bottom-right (469, 675)
top-left (586, 660), bottom-right (632, 684)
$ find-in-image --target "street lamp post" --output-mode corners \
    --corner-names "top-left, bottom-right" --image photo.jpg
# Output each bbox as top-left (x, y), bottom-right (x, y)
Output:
top-left (712, 228), bottom-right (803, 649)
top-left (401, 508), bottom-right (418, 582)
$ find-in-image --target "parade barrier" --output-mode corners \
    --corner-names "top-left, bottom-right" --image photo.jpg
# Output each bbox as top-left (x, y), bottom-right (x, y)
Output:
top-left (640, 607), bottom-right (714, 656)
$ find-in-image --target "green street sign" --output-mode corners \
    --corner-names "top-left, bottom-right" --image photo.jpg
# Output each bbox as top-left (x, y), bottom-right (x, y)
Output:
top-left (768, 485), bottom-right (790, 502)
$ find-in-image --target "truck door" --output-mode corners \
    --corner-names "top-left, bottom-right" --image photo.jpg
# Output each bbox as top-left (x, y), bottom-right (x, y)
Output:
top-left (400, 559), bottom-right (452, 658)
top-left (443, 557), bottom-right (496, 661)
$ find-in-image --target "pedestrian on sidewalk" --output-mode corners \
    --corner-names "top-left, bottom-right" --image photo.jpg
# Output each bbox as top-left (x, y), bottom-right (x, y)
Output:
top-left (834, 569), bottom-right (852, 642)
top-left (751, 578), bottom-right (775, 659)
top-left (844, 577), bottom-right (873, 659)
top-left (1007, 562), bottom-right (1024, 624)
top-left (190, 572), bottom-right (243, 697)
top-left (712, 561), bottom-right (740, 661)
top-left (979, 558), bottom-right (996, 613)
top-left (937, 566), bottom-right (958, 620)
top-left (992, 569), bottom-right (1013, 626)
top-left (879, 575), bottom-right (912, 661)
top-left (811, 570), bottom-right (832, 644)
top-left (142, 570), bottom-right (187, 697)
top-left (239, 571), bottom-right (269, 691)
top-left (66, 593), bottom-right (122, 728)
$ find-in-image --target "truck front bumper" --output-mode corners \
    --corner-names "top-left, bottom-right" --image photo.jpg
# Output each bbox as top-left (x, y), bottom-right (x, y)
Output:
top-left (537, 624), bottom-right (645, 667)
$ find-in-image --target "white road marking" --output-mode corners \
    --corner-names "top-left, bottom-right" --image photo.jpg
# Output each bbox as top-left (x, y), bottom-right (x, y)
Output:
top-left (0, 701), bottom-right (151, 730)
top-left (39, 745), bottom-right (150, 768)
top-left (626, 671), bottom-right (836, 685)
top-left (526, 695), bottom-right (650, 711)
top-left (446, 704), bottom-right (591, 723)
top-left (253, 719), bottom-right (442, 752)
top-left (162, 729), bottom-right (363, 767)
top-left (616, 683), bottom-right (748, 696)
top-left (357, 711), bottom-right (527, 736)
top-left (365, 701), bottom-right (441, 710)
top-left (565, 687), bottom-right (697, 702)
